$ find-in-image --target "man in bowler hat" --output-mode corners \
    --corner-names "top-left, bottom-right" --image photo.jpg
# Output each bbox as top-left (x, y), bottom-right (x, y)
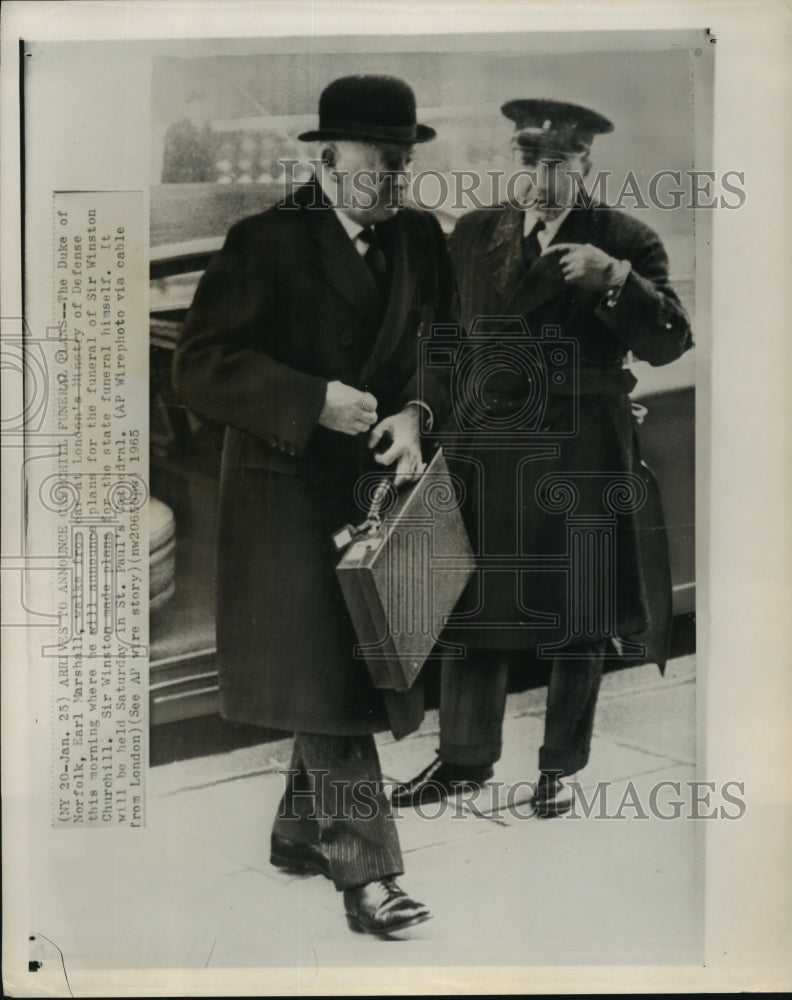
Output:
top-left (173, 75), bottom-right (456, 934)
top-left (392, 99), bottom-right (692, 815)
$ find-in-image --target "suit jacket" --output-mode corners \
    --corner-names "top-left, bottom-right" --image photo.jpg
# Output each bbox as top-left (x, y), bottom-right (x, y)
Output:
top-left (173, 180), bottom-right (457, 736)
top-left (444, 201), bottom-right (692, 666)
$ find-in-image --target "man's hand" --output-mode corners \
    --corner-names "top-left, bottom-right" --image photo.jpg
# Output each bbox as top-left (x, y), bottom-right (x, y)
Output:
top-left (318, 381), bottom-right (378, 436)
top-left (543, 242), bottom-right (620, 292)
top-left (368, 404), bottom-right (426, 487)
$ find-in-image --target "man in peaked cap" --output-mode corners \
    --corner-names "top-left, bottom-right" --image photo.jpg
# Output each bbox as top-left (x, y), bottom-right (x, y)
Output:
top-left (173, 75), bottom-right (456, 936)
top-left (392, 99), bottom-right (692, 815)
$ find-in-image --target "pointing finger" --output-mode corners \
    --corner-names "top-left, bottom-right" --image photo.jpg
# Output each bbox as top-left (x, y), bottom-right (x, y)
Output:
top-left (374, 443), bottom-right (400, 466)
top-left (367, 421), bottom-right (386, 448)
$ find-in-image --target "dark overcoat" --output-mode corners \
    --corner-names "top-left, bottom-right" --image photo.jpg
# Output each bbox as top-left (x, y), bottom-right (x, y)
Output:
top-left (444, 201), bottom-right (692, 664)
top-left (173, 180), bottom-right (455, 736)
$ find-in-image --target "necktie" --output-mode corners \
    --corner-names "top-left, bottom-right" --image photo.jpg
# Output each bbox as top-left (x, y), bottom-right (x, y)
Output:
top-left (357, 227), bottom-right (389, 297)
top-left (521, 220), bottom-right (546, 268)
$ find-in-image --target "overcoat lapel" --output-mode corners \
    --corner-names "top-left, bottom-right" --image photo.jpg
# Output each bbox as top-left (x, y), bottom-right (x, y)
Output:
top-left (360, 217), bottom-right (421, 382)
top-left (294, 182), bottom-right (424, 383)
top-left (485, 206), bottom-right (524, 303)
top-left (487, 203), bottom-right (598, 319)
top-left (298, 181), bottom-right (382, 322)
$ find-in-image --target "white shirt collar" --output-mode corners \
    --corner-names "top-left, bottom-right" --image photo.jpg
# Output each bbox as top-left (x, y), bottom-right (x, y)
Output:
top-left (522, 207), bottom-right (572, 245)
top-left (317, 169), bottom-right (366, 247)
top-left (334, 206), bottom-right (365, 244)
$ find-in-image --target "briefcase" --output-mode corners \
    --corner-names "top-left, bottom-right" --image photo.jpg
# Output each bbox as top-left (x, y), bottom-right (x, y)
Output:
top-left (333, 446), bottom-right (475, 691)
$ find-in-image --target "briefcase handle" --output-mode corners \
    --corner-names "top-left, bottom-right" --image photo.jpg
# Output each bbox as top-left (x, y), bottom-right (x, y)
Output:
top-left (363, 458), bottom-right (432, 525)
top-left (365, 478), bottom-right (394, 525)
top-left (332, 444), bottom-right (440, 554)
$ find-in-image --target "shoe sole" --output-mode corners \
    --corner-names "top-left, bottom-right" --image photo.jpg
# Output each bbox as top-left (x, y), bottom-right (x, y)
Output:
top-left (390, 791), bottom-right (448, 809)
top-left (391, 777), bottom-right (492, 809)
top-left (270, 852), bottom-right (331, 879)
top-left (346, 910), bottom-right (432, 936)
top-left (532, 799), bottom-right (574, 819)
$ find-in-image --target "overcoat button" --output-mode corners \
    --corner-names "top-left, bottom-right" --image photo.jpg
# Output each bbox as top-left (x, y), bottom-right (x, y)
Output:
top-left (340, 330), bottom-right (355, 346)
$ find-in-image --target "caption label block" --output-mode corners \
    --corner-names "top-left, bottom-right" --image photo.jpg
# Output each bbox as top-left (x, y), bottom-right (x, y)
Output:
top-left (45, 191), bottom-right (147, 827)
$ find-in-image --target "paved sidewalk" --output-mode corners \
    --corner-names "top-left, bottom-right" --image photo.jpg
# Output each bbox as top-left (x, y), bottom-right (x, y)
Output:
top-left (30, 655), bottom-right (700, 991)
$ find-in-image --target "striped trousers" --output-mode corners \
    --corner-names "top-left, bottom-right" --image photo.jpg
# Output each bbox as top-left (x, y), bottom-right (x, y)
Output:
top-left (439, 640), bottom-right (607, 776)
top-left (272, 733), bottom-right (403, 891)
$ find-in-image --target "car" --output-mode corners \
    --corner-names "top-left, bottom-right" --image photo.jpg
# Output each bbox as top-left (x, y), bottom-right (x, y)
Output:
top-left (148, 195), bottom-right (696, 726)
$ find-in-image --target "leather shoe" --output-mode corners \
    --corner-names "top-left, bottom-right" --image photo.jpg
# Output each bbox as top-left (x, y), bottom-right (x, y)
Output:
top-left (270, 834), bottom-right (331, 879)
top-left (343, 877), bottom-right (431, 936)
top-left (390, 757), bottom-right (494, 808)
top-left (530, 771), bottom-right (575, 818)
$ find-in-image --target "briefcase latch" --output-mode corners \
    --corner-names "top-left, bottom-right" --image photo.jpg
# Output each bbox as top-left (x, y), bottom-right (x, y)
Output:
top-left (332, 479), bottom-right (391, 553)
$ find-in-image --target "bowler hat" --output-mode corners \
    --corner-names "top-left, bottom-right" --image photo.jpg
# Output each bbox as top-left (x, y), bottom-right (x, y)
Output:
top-left (298, 75), bottom-right (436, 144)
top-left (502, 99), bottom-right (613, 153)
